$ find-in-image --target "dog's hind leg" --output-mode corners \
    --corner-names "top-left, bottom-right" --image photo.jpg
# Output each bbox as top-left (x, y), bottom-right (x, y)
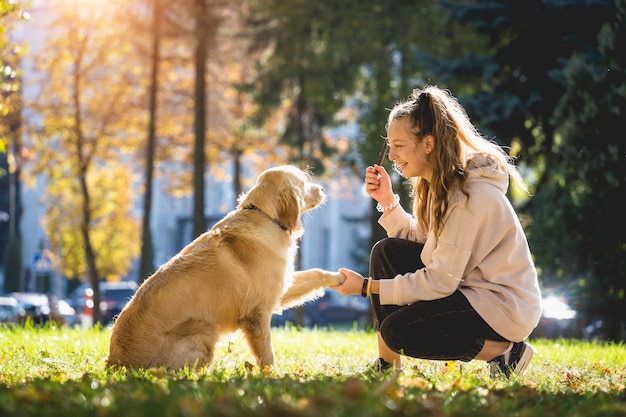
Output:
top-left (279, 268), bottom-right (345, 309)
top-left (162, 319), bottom-right (219, 370)
top-left (238, 308), bottom-right (274, 368)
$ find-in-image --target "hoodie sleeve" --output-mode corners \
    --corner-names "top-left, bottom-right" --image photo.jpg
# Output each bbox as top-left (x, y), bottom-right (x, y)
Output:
top-left (378, 196), bottom-right (474, 305)
top-left (378, 205), bottom-right (428, 243)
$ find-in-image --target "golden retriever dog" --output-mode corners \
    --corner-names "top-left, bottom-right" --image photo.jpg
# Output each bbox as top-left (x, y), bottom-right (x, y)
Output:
top-left (107, 166), bottom-right (345, 370)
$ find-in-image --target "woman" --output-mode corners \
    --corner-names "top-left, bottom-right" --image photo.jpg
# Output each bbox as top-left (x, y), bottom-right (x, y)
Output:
top-left (334, 86), bottom-right (541, 378)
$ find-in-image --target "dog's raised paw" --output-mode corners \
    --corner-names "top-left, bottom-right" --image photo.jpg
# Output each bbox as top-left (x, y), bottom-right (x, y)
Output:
top-left (329, 271), bottom-right (346, 286)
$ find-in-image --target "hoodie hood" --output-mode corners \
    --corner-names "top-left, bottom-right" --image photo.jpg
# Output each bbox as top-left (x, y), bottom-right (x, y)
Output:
top-left (465, 153), bottom-right (509, 194)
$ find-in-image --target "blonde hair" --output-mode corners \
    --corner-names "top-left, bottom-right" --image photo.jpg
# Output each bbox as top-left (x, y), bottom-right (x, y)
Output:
top-left (386, 85), bottom-right (527, 236)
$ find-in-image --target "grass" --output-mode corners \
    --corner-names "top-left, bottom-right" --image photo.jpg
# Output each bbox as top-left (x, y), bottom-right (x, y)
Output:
top-left (0, 323), bottom-right (625, 417)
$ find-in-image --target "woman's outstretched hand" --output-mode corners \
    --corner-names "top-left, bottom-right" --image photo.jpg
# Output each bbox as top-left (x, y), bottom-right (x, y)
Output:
top-left (333, 268), bottom-right (366, 296)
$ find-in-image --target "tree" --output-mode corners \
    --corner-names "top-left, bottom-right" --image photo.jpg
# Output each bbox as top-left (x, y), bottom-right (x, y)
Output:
top-left (138, 0), bottom-right (162, 283)
top-left (162, 0), bottom-right (229, 239)
top-left (146, 0), bottom-right (290, 224)
top-left (431, 0), bottom-right (625, 337)
top-left (26, 0), bottom-right (145, 323)
top-left (216, 44), bottom-right (292, 203)
top-left (546, 0), bottom-right (626, 336)
top-left (243, 0), bottom-right (373, 172)
top-left (40, 167), bottom-right (141, 282)
top-left (191, 0), bottom-right (210, 238)
top-left (242, 0), bottom-right (448, 249)
top-left (143, 0), bottom-right (250, 239)
top-left (1, 0), bottom-right (27, 293)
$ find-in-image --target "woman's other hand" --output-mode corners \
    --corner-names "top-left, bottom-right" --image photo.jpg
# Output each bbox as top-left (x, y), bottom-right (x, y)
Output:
top-left (365, 165), bottom-right (395, 207)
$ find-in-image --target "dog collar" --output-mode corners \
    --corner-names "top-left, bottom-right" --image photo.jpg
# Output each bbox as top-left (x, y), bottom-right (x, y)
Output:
top-left (244, 205), bottom-right (290, 232)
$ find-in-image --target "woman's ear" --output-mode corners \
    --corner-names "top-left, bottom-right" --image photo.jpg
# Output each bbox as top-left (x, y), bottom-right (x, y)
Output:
top-left (424, 134), bottom-right (435, 155)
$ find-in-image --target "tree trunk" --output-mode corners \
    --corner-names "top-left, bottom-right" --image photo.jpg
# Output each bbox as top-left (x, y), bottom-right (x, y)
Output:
top-left (2, 81), bottom-right (23, 293)
top-left (72, 42), bottom-right (102, 324)
top-left (233, 148), bottom-right (242, 205)
top-left (139, 0), bottom-right (162, 283)
top-left (192, 0), bottom-right (208, 239)
top-left (78, 170), bottom-right (101, 325)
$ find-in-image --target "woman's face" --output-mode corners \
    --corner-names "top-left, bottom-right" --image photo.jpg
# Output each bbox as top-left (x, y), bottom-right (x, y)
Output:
top-left (387, 118), bottom-right (433, 182)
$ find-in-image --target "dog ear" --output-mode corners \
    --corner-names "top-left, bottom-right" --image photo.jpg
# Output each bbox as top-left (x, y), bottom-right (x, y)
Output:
top-left (237, 168), bottom-right (276, 210)
top-left (276, 186), bottom-right (300, 230)
top-left (236, 188), bottom-right (253, 209)
top-left (237, 177), bottom-right (266, 209)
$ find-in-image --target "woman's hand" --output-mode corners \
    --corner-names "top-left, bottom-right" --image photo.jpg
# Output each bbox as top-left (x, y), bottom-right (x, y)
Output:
top-left (332, 268), bottom-right (366, 296)
top-left (365, 165), bottom-right (395, 207)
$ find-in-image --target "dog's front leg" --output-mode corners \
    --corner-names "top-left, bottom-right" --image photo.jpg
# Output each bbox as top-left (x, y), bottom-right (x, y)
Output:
top-left (239, 308), bottom-right (274, 368)
top-left (279, 268), bottom-right (345, 310)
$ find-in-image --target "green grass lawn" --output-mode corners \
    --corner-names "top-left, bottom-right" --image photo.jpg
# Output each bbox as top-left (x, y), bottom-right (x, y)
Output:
top-left (1, 323), bottom-right (625, 416)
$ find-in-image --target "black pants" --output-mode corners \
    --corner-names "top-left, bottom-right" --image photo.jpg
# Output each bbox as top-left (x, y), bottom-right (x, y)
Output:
top-left (370, 238), bottom-right (507, 362)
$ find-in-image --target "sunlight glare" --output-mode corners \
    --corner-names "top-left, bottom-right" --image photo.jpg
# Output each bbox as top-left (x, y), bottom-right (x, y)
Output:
top-left (542, 296), bottom-right (576, 320)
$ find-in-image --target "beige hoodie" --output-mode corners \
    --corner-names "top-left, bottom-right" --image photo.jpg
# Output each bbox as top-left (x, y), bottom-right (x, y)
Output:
top-left (378, 154), bottom-right (542, 342)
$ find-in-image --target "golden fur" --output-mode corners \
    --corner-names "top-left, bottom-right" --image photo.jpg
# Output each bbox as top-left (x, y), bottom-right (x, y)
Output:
top-left (107, 166), bottom-right (345, 370)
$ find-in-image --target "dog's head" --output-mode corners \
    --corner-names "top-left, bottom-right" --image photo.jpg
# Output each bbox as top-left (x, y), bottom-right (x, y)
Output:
top-left (237, 166), bottom-right (326, 233)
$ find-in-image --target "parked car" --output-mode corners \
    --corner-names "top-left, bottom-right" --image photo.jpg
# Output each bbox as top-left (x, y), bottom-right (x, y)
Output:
top-left (272, 289), bottom-right (371, 328)
top-left (70, 281), bottom-right (139, 326)
top-left (5, 292), bottom-right (70, 326)
top-left (99, 281), bottom-right (139, 324)
top-left (0, 296), bottom-right (19, 324)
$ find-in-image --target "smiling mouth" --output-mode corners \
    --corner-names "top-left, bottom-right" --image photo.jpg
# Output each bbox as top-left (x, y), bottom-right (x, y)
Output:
top-left (392, 161), bottom-right (406, 174)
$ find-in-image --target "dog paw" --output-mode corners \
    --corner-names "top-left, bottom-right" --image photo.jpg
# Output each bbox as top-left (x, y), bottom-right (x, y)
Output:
top-left (327, 271), bottom-right (346, 286)
top-left (299, 268), bottom-right (345, 286)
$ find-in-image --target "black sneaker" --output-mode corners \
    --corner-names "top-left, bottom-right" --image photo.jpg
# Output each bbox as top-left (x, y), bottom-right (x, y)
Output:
top-left (488, 341), bottom-right (534, 378)
top-left (360, 357), bottom-right (397, 375)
